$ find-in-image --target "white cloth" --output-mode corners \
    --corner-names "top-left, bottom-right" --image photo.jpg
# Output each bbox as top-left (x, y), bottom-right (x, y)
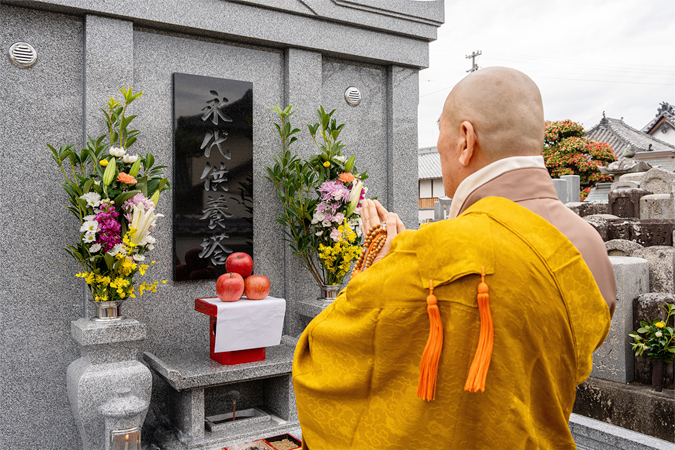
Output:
top-left (200, 296), bottom-right (286, 352)
top-left (448, 155), bottom-right (546, 219)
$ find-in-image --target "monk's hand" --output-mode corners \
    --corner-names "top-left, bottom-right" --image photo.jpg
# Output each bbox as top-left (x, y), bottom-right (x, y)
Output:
top-left (360, 199), bottom-right (405, 264)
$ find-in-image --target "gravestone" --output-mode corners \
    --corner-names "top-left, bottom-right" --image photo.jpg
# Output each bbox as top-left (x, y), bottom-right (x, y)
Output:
top-left (172, 73), bottom-right (254, 281)
top-left (552, 178), bottom-right (569, 203)
top-left (640, 194), bottom-right (674, 220)
top-left (608, 188), bottom-right (652, 218)
top-left (566, 202), bottom-right (608, 218)
top-left (632, 293), bottom-right (675, 389)
top-left (561, 174), bottom-right (580, 203)
top-left (631, 220), bottom-right (675, 247)
top-left (611, 181), bottom-right (639, 191)
top-left (640, 167), bottom-right (675, 195)
top-left (632, 246), bottom-right (675, 293)
top-left (591, 257), bottom-right (648, 383)
top-left (605, 239), bottom-right (643, 257)
top-left (618, 172), bottom-right (644, 186)
top-left (584, 214), bottom-right (620, 241)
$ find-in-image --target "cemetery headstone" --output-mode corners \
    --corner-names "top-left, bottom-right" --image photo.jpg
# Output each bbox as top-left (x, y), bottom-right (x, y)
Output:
top-left (608, 188), bottom-right (653, 218)
top-left (618, 172), bottom-right (644, 186)
top-left (640, 167), bottom-right (675, 195)
top-left (640, 194), bottom-right (675, 220)
top-left (561, 174), bottom-right (580, 203)
top-left (584, 214), bottom-right (620, 241)
top-left (605, 239), bottom-right (643, 257)
top-left (632, 246), bottom-right (675, 293)
top-left (566, 202), bottom-right (608, 217)
top-left (591, 257), bottom-right (649, 383)
top-left (172, 73), bottom-right (253, 281)
top-left (552, 178), bottom-right (569, 203)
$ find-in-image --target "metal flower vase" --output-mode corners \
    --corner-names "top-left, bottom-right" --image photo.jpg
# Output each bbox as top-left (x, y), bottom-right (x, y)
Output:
top-left (318, 284), bottom-right (340, 301)
top-left (92, 300), bottom-right (123, 321)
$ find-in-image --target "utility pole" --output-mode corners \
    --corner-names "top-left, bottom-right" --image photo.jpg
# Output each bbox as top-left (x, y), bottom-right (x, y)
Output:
top-left (466, 50), bottom-right (482, 73)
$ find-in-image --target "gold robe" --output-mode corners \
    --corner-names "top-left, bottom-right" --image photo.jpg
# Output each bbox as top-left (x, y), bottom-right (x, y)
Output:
top-left (293, 197), bottom-right (611, 449)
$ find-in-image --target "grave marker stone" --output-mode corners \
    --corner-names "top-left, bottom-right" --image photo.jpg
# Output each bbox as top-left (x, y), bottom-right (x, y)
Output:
top-left (561, 174), bottom-right (580, 203)
top-left (608, 188), bottom-right (652, 218)
top-left (640, 167), bottom-right (675, 195)
top-left (591, 257), bottom-right (648, 383)
top-left (632, 246), bottom-right (675, 293)
top-left (552, 178), bottom-right (569, 203)
top-left (605, 239), bottom-right (643, 257)
top-left (618, 172), bottom-right (644, 186)
top-left (640, 194), bottom-right (675, 220)
top-left (172, 73), bottom-right (253, 281)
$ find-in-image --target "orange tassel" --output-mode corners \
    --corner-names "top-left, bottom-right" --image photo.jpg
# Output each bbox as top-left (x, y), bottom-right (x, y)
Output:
top-left (417, 280), bottom-right (444, 401)
top-left (464, 266), bottom-right (494, 393)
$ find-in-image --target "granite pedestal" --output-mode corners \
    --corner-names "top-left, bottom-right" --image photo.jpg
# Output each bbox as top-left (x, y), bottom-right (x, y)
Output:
top-left (144, 344), bottom-right (297, 449)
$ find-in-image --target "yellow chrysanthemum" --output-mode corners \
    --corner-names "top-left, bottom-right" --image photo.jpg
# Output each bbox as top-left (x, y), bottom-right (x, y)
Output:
top-left (655, 322), bottom-right (666, 328)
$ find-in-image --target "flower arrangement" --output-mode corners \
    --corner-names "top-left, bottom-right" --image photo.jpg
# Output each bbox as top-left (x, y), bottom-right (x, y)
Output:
top-left (265, 105), bottom-right (367, 286)
top-left (49, 87), bottom-right (169, 302)
top-left (629, 303), bottom-right (675, 363)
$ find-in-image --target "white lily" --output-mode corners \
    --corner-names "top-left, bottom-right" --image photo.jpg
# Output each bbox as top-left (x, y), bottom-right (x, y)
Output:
top-left (109, 146), bottom-right (126, 157)
top-left (122, 154), bottom-right (138, 164)
top-left (346, 180), bottom-right (364, 216)
top-left (130, 204), bottom-right (164, 245)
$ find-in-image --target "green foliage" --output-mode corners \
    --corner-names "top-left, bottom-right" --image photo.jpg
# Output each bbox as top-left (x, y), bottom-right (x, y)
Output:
top-left (629, 303), bottom-right (675, 363)
top-left (542, 120), bottom-right (617, 189)
top-left (265, 105), bottom-right (367, 286)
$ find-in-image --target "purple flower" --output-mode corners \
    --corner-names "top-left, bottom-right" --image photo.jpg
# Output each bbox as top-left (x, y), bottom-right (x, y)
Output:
top-left (94, 203), bottom-right (122, 252)
top-left (318, 181), bottom-right (350, 204)
top-left (122, 193), bottom-right (154, 221)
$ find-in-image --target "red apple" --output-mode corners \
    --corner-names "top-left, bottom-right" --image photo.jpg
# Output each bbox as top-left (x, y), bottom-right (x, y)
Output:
top-left (216, 272), bottom-right (245, 302)
top-left (244, 275), bottom-right (270, 300)
top-left (226, 252), bottom-right (253, 278)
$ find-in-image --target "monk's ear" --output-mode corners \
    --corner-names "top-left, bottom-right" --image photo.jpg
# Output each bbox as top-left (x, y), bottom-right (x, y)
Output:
top-left (457, 121), bottom-right (477, 168)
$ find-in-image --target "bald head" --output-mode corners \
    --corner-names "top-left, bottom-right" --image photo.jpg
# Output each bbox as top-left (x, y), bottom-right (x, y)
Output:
top-left (441, 67), bottom-right (545, 163)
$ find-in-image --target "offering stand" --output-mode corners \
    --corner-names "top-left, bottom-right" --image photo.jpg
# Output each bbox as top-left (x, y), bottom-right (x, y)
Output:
top-left (143, 296), bottom-right (298, 449)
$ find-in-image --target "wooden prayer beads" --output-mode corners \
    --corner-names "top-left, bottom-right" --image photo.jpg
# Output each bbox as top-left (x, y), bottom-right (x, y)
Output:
top-left (351, 222), bottom-right (387, 278)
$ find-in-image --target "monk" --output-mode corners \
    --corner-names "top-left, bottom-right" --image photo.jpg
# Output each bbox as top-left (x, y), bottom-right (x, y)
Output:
top-left (293, 67), bottom-right (615, 449)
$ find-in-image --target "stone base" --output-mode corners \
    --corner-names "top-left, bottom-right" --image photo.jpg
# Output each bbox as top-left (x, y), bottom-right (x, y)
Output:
top-left (573, 377), bottom-right (675, 443)
top-left (570, 414), bottom-right (673, 450)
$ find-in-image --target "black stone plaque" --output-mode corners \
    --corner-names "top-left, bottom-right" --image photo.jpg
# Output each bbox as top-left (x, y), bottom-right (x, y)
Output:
top-left (172, 73), bottom-right (253, 281)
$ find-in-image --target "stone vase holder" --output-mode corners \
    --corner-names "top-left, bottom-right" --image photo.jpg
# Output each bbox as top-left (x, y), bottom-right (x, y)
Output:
top-left (651, 359), bottom-right (665, 392)
top-left (67, 318), bottom-right (152, 450)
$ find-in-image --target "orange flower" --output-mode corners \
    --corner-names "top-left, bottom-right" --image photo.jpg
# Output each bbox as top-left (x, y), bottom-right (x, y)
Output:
top-left (117, 172), bottom-right (137, 184)
top-left (339, 173), bottom-right (355, 183)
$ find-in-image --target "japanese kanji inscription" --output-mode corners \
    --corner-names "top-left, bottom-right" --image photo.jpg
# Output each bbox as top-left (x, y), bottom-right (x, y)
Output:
top-left (172, 73), bottom-right (253, 281)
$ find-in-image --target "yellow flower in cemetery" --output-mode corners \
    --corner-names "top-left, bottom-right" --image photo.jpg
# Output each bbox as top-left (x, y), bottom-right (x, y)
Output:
top-left (323, 161), bottom-right (331, 168)
top-left (99, 159), bottom-right (109, 167)
top-left (656, 321), bottom-right (666, 328)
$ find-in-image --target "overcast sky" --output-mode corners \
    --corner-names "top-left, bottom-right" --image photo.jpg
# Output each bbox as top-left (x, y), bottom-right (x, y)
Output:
top-left (418, 0), bottom-right (675, 148)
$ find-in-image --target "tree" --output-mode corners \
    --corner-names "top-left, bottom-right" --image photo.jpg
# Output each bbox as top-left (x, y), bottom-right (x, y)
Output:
top-left (542, 120), bottom-right (617, 199)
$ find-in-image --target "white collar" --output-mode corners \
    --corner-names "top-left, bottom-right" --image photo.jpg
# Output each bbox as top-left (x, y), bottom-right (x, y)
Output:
top-left (448, 155), bottom-right (546, 219)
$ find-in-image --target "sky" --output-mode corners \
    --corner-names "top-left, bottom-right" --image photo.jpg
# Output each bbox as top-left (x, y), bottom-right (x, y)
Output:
top-left (418, 0), bottom-right (675, 148)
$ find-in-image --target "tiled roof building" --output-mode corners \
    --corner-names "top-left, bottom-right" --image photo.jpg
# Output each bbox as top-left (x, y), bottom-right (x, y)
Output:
top-left (642, 102), bottom-right (675, 146)
top-left (586, 114), bottom-right (675, 158)
top-left (418, 146), bottom-right (442, 180)
top-left (586, 113), bottom-right (675, 171)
